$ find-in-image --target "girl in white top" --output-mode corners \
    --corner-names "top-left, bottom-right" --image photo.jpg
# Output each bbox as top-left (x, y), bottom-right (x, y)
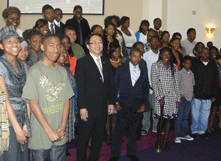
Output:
top-left (135, 20), bottom-right (150, 45)
top-left (119, 16), bottom-right (136, 51)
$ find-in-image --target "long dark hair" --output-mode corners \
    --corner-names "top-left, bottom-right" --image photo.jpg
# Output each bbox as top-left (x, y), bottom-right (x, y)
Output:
top-left (60, 34), bottom-right (74, 57)
top-left (138, 20), bottom-right (149, 33)
top-left (158, 47), bottom-right (175, 76)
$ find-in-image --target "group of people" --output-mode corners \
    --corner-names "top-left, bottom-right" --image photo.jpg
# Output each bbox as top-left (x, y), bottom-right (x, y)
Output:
top-left (0, 3), bottom-right (220, 161)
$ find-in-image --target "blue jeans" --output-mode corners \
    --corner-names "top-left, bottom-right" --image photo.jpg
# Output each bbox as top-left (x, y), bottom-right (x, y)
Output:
top-left (30, 144), bottom-right (66, 161)
top-left (191, 98), bottom-right (212, 134)
top-left (174, 98), bottom-right (191, 137)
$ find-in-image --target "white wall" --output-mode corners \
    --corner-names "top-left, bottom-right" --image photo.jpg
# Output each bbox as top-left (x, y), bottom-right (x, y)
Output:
top-left (166, 0), bottom-right (221, 48)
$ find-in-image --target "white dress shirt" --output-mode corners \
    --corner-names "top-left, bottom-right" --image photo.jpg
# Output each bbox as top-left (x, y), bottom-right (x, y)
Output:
top-left (143, 49), bottom-right (160, 94)
top-left (90, 53), bottom-right (104, 82)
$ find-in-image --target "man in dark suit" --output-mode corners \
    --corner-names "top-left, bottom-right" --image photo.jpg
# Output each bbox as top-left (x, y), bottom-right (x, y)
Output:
top-left (75, 34), bottom-right (115, 161)
top-left (54, 8), bottom-right (66, 32)
top-left (65, 5), bottom-right (91, 52)
top-left (42, 4), bottom-right (63, 36)
top-left (109, 48), bottom-right (149, 161)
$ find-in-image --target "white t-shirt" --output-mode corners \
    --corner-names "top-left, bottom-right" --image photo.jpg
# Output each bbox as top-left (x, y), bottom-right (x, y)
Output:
top-left (138, 32), bottom-right (147, 45)
top-left (120, 28), bottom-right (136, 47)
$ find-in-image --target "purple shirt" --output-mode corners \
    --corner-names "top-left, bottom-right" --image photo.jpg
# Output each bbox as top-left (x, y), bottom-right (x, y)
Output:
top-left (178, 68), bottom-right (195, 101)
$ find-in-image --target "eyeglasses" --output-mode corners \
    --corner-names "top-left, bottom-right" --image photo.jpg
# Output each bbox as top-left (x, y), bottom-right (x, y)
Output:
top-left (88, 41), bottom-right (103, 45)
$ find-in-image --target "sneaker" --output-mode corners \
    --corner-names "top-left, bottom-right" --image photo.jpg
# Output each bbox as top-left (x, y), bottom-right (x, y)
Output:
top-left (180, 135), bottom-right (194, 141)
top-left (141, 129), bottom-right (147, 135)
top-left (174, 137), bottom-right (181, 143)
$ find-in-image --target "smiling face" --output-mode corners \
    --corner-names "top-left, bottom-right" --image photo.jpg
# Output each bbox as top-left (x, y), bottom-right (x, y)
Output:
top-left (61, 37), bottom-right (71, 52)
top-left (41, 36), bottom-right (61, 63)
top-left (54, 10), bottom-right (63, 22)
top-left (200, 48), bottom-right (210, 62)
top-left (150, 37), bottom-right (160, 50)
top-left (65, 29), bottom-right (77, 43)
top-left (111, 46), bottom-right (121, 60)
top-left (106, 24), bottom-right (115, 36)
top-left (5, 13), bottom-right (20, 29)
top-left (74, 8), bottom-right (82, 20)
top-left (87, 35), bottom-right (103, 57)
top-left (36, 24), bottom-right (49, 36)
top-left (171, 39), bottom-right (180, 51)
top-left (17, 46), bottom-right (29, 61)
top-left (162, 33), bottom-right (170, 43)
top-left (0, 37), bottom-right (21, 57)
top-left (160, 50), bottom-right (171, 64)
top-left (56, 45), bottom-right (68, 64)
top-left (29, 34), bottom-right (43, 53)
top-left (211, 48), bottom-right (218, 60)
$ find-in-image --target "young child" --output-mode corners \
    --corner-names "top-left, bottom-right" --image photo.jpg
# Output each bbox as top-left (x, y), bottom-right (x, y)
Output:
top-left (22, 34), bottom-right (74, 161)
top-left (191, 47), bottom-right (219, 139)
top-left (109, 48), bottom-right (149, 161)
top-left (174, 56), bottom-right (195, 143)
top-left (0, 26), bottom-right (31, 161)
top-left (64, 26), bottom-right (85, 59)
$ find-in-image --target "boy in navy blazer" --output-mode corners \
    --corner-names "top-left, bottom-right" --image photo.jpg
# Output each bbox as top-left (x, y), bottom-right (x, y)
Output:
top-left (109, 48), bottom-right (149, 161)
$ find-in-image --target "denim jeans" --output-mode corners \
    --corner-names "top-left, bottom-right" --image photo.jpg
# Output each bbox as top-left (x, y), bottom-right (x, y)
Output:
top-left (174, 98), bottom-right (191, 137)
top-left (142, 93), bottom-right (158, 131)
top-left (191, 98), bottom-right (212, 134)
top-left (30, 144), bottom-right (66, 161)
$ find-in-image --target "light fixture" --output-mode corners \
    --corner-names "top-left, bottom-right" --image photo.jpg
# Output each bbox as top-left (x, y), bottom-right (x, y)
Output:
top-left (206, 26), bottom-right (215, 33)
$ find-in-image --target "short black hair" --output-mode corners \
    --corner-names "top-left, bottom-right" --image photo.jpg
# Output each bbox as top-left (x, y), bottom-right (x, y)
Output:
top-left (43, 34), bottom-right (59, 43)
top-left (130, 48), bottom-right (142, 55)
top-left (150, 36), bottom-right (160, 42)
top-left (132, 41), bottom-right (144, 48)
top-left (42, 4), bottom-right (54, 14)
top-left (64, 26), bottom-right (76, 34)
top-left (73, 5), bottom-right (82, 12)
top-left (187, 28), bottom-right (195, 35)
top-left (182, 55), bottom-right (192, 63)
top-left (110, 41), bottom-right (121, 54)
top-left (85, 34), bottom-right (103, 46)
top-left (91, 24), bottom-right (102, 33)
top-left (153, 18), bottom-right (161, 23)
top-left (120, 16), bottom-right (129, 25)
top-left (54, 8), bottom-right (62, 12)
top-left (172, 32), bottom-right (182, 39)
top-left (139, 20), bottom-right (150, 32)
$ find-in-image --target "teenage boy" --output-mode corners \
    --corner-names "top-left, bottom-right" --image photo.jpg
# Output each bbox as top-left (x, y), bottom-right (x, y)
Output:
top-left (42, 4), bottom-right (63, 35)
top-left (142, 36), bottom-right (160, 135)
top-left (54, 8), bottom-right (66, 32)
top-left (109, 48), bottom-right (149, 161)
top-left (144, 29), bottom-right (157, 52)
top-left (153, 18), bottom-right (162, 37)
top-left (174, 56), bottom-right (195, 143)
top-left (181, 28), bottom-right (197, 55)
top-left (191, 48), bottom-right (218, 139)
top-left (22, 34), bottom-right (74, 161)
top-left (65, 5), bottom-right (91, 51)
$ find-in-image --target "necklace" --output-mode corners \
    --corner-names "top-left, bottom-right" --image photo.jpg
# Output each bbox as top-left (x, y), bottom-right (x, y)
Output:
top-left (110, 59), bottom-right (120, 63)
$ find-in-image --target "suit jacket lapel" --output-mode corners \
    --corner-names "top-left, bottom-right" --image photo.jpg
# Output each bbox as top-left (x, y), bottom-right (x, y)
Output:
top-left (124, 62), bottom-right (133, 87)
top-left (87, 54), bottom-right (103, 79)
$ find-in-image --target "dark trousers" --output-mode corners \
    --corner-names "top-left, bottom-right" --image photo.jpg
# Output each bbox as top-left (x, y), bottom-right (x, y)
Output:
top-left (77, 111), bottom-right (107, 161)
top-left (111, 108), bottom-right (142, 157)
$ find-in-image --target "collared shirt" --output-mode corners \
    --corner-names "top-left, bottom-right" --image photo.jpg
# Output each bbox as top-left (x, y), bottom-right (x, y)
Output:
top-left (48, 21), bottom-right (56, 34)
top-left (129, 62), bottom-right (140, 85)
top-left (89, 53), bottom-right (103, 81)
top-left (178, 68), bottom-right (195, 101)
top-left (143, 49), bottom-right (160, 93)
top-left (181, 38), bottom-right (197, 55)
top-left (54, 20), bottom-right (60, 27)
